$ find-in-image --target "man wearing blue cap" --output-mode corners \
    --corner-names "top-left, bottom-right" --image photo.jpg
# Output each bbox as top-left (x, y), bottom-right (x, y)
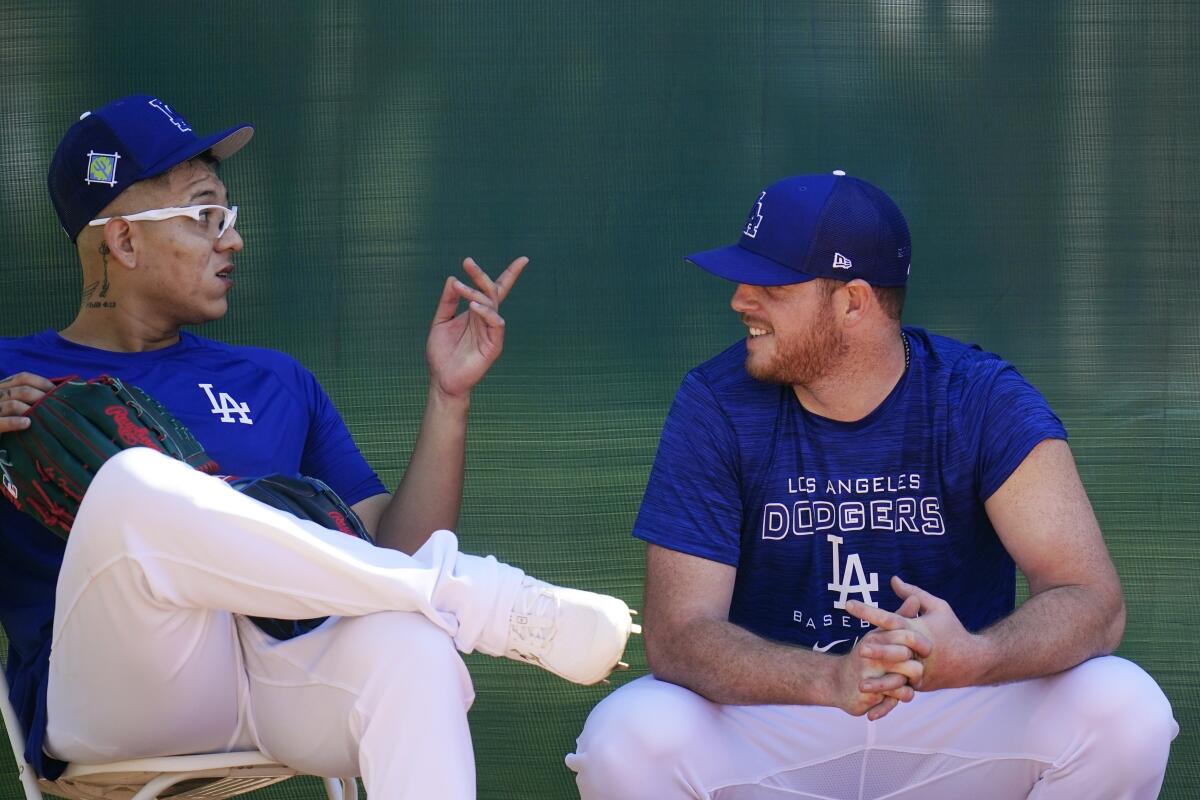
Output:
top-left (0, 96), bottom-right (636, 798)
top-left (569, 172), bottom-right (1177, 798)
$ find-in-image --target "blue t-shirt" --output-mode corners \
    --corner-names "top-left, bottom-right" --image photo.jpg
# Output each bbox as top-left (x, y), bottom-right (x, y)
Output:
top-left (633, 327), bottom-right (1066, 653)
top-left (0, 330), bottom-right (387, 778)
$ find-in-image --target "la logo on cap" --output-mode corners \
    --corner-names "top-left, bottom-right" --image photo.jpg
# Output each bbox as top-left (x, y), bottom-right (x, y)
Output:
top-left (148, 98), bottom-right (192, 132)
top-left (85, 150), bottom-right (120, 186)
top-left (743, 191), bottom-right (766, 238)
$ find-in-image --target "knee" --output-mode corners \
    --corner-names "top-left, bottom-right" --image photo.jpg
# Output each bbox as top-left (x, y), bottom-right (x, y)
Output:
top-left (579, 679), bottom-right (706, 763)
top-left (1061, 657), bottom-right (1177, 764)
top-left (75, 448), bottom-right (194, 536)
top-left (337, 612), bottom-right (472, 706)
top-left (64, 449), bottom-right (175, 555)
top-left (571, 676), bottom-right (714, 795)
top-left (90, 447), bottom-right (180, 495)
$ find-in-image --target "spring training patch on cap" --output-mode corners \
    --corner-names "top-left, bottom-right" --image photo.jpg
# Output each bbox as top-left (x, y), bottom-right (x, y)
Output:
top-left (85, 150), bottom-right (120, 186)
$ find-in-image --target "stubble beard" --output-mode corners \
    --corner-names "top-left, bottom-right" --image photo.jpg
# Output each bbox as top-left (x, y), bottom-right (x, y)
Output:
top-left (745, 306), bottom-right (848, 387)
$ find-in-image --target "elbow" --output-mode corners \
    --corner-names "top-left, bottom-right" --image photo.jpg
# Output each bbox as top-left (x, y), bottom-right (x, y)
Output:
top-left (644, 625), bottom-right (716, 699)
top-left (1102, 590), bottom-right (1126, 654)
top-left (644, 628), bottom-right (680, 681)
top-left (1082, 576), bottom-right (1125, 656)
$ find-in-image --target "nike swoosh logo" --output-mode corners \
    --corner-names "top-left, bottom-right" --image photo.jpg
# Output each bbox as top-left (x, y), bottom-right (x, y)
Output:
top-left (812, 639), bottom-right (848, 653)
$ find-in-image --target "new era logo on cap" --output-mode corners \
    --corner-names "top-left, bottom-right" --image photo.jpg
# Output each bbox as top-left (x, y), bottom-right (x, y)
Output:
top-left (685, 171), bottom-right (911, 288)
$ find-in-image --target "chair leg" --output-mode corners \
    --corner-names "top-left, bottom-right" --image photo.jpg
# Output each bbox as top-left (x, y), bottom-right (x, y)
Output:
top-left (322, 775), bottom-right (357, 799)
top-left (131, 773), bottom-right (193, 800)
top-left (18, 763), bottom-right (43, 800)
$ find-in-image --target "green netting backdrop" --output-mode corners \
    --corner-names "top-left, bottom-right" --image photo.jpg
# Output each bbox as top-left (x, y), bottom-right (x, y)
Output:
top-left (1, 1), bottom-right (1197, 797)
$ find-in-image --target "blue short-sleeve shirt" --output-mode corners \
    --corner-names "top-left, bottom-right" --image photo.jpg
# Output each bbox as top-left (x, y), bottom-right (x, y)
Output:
top-left (0, 330), bottom-right (387, 778)
top-left (633, 327), bottom-right (1066, 652)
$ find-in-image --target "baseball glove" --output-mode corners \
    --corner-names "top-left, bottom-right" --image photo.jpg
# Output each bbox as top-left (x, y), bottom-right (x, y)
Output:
top-left (225, 473), bottom-right (374, 640)
top-left (0, 375), bottom-right (220, 538)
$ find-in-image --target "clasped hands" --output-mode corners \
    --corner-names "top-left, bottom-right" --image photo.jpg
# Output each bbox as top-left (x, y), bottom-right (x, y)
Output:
top-left (836, 575), bottom-right (981, 721)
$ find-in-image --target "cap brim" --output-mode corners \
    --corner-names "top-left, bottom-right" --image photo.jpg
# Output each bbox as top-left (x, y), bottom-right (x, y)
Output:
top-left (685, 243), bottom-right (816, 286)
top-left (143, 123), bottom-right (254, 178)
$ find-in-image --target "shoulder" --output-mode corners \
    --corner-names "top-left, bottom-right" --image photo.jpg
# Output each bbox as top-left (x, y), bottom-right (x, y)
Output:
top-left (689, 339), bottom-right (751, 389)
top-left (657, 341), bottom-right (786, 462)
top-left (179, 332), bottom-right (306, 370)
top-left (159, 334), bottom-right (333, 418)
top-left (681, 339), bottom-right (778, 412)
top-left (910, 328), bottom-right (1006, 374)
top-left (0, 329), bottom-right (59, 358)
top-left (176, 333), bottom-right (318, 384)
top-left (0, 330), bottom-right (79, 375)
top-left (909, 327), bottom-right (1065, 452)
top-left (908, 327), bottom-right (1028, 398)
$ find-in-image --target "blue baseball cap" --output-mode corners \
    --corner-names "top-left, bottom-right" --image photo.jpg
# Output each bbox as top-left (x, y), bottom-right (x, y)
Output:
top-left (686, 171), bottom-right (911, 287)
top-left (48, 95), bottom-right (254, 241)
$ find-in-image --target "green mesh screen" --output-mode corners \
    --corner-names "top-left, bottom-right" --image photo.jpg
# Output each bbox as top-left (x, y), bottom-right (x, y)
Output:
top-left (1, 1), bottom-right (1197, 798)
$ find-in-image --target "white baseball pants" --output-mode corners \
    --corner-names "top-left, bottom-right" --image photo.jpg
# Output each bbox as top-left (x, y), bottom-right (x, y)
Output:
top-left (45, 447), bottom-right (530, 799)
top-left (569, 657), bottom-right (1177, 798)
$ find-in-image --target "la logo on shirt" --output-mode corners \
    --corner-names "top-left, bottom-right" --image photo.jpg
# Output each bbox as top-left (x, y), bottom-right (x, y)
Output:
top-left (199, 383), bottom-right (253, 425)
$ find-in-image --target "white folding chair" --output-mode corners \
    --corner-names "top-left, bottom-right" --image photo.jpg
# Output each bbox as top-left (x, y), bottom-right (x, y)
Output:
top-left (0, 654), bottom-right (358, 800)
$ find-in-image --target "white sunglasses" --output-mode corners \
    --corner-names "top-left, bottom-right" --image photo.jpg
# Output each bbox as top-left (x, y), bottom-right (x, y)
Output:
top-left (88, 204), bottom-right (239, 239)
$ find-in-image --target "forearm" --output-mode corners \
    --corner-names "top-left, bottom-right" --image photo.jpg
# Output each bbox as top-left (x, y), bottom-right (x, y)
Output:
top-left (374, 387), bottom-right (470, 554)
top-left (647, 617), bottom-right (840, 707)
top-left (967, 438), bottom-right (1126, 687)
top-left (972, 582), bottom-right (1125, 686)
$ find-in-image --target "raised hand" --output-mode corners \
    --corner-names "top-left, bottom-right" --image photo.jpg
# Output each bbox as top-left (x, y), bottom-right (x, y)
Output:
top-left (426, 257), bottom-right (528, 401)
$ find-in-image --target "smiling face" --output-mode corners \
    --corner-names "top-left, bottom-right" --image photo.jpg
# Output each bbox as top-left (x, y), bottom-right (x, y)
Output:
top-left (106, 158), bottom-right (244, 327)
top-left (730, 278), bottom-right (848, 386)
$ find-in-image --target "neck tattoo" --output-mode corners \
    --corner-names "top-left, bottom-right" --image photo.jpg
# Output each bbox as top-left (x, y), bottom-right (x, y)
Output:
top-left (901, 331), bottom-right (911, 371)
top-left (98, 242), bottom-right (111, 298)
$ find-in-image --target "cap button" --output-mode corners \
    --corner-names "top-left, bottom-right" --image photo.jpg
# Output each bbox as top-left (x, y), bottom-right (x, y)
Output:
top-left (79, 111), bottom-right (92, 120)
top-left (832, 169), bottom-right (846, 176)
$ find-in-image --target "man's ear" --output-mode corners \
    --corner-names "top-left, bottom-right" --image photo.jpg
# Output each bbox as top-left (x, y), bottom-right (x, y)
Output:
top-left (102, 219), bottom-right (137, 268)
top-left (841, 279), bottom-right (873, 327)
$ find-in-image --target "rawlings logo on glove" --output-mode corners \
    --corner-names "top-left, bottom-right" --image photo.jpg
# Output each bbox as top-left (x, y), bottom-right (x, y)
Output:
top-left (106, 404), bottom-right (167, 450)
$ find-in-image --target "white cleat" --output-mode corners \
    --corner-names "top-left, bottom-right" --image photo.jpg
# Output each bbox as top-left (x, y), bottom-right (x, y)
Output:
top-left (504, 577), bottom-right (638, 685)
